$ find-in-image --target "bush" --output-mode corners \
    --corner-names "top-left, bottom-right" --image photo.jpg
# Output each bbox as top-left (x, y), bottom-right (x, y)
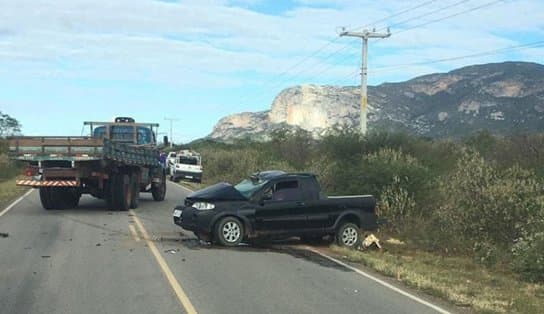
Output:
top-left (378, 176), bottom-right (417, 233)
top-left (512, 232), bottom-right (544, 282)
top-left (437, 150), bottom-right (544, 262)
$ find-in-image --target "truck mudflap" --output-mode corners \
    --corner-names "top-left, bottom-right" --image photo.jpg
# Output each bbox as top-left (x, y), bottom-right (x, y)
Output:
top-left (16, 180), bottom-right (79, 187)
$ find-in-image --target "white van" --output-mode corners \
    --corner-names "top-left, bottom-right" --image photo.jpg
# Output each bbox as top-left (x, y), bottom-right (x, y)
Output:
top-left (169, 150), bottom-right (203, 183)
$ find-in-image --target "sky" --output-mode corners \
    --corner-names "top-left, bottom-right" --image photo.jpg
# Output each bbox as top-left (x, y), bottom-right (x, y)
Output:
top-left (1, 0), bottom-right (543, 142)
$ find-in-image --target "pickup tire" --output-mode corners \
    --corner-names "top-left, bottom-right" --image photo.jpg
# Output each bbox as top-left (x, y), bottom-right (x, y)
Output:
top-left (336, 222), bottom-right (361, 248)
top-left (151, 172), bottom-right (166, 201)
top-left (214, 217), bottom-right (243, 246)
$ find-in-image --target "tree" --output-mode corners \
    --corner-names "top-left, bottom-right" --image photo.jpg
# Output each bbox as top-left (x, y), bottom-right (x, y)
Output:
top-left (0, 111), bottom-right (21, 138)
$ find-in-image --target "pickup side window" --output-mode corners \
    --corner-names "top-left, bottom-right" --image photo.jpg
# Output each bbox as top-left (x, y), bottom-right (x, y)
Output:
top-left (265, 180), bottom-right (302, 202)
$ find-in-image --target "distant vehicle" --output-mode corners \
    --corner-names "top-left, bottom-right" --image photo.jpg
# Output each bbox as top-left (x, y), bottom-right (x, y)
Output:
top-left (8, 117), bottom-right (167, 211)
top-left (173, 171), bottom-right (378, 247)
top-left (169, 150), bottom-right (202, 183)
top-left (166, 151), bottom-right (177, 168)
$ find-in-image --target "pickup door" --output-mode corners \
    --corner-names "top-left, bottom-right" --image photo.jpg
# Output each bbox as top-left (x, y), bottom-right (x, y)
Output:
top-left (254, 178), bottom-right (307, 232)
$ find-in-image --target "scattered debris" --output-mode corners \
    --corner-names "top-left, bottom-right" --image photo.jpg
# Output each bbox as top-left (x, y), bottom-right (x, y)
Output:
top-left (354, 289), bottom-right (358, 293)
top-left (0, 232), bottom-right (9, 238)
top-left (164, 249), bottom-right (180, 254)
top-left (181, 258), bottom-right (186, 262)
top-left (33, 272), bottom-right (37, 275)
top-left (96, 243), bottom-right (101, 247)
top-left (41, 255), bottom-right (50, 258)
top-left (361, 234), bottom-right (382, 250)
top-left (107, 212), bottom-right (113, 215)
top-left (24, 247), bottom-right (31, 250)
top-left (129, 248), bottom-right (134, 252)
top-left (128, 214), bottom-right (134, 217)
top-left (385, 238), bottom-right (405, 245)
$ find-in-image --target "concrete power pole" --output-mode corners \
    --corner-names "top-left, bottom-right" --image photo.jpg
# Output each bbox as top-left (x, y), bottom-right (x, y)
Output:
top-left (164, 118), bottom-right (179, 147)
top-left (340, 28), bottom-right (391, 135)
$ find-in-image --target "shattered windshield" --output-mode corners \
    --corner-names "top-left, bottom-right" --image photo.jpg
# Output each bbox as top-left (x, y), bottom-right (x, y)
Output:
top-left (234, 178), bottom-right (268, 199)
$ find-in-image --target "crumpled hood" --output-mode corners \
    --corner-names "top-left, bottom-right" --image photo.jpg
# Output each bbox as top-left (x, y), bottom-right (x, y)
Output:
top-left (186, 182), bottom-right (247, 201)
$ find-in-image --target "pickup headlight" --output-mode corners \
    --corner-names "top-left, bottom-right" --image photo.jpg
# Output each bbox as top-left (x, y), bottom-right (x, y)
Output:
top-left (191, 202), bottom-right (215, 210)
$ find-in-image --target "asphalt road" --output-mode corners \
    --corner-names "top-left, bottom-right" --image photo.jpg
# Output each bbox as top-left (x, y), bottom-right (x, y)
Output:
top-left (0, 182), bottom-right (453, 314)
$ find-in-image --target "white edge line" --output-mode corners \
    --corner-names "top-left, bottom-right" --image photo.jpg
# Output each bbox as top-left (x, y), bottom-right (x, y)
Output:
top-left (0, 189), bottom-right (33, 219)
top-left (169, 182), bottom-right (450, 313)
top-left (304, 246), bottom-right (451, 314)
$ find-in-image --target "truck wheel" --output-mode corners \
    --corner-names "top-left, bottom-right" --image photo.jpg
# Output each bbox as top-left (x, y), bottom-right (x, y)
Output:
top-left (214, 217), bottom-right (243, 246)
top-left (129, 172), bottom-right (140, 209)
top-left (151, 172), bottom-right (166, 201)
top-left (39, 187), bottom-right (54, 210)
top-left (336, 222), bottom-right (360, 248)
top-left (113, 173), bottom-right (131, 211)
top-left (67, 189), bottom-right (81, 208)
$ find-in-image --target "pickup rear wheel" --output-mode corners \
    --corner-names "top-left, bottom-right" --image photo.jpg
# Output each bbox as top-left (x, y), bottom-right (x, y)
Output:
top-left (214, 217), bottom-right (243, 246)
top-left (336, 222), bottom-right (360, 248)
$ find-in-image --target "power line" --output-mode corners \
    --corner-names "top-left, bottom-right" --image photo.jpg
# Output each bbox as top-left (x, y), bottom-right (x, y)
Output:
top-left (369, 40), bottom-right (544, 74)
top-left (266, 0), bottom-right (498, 91)
top-left (394, 0), bottom-right (506, 35)
top-left (378, 0), bottom-right (472, 32)
top-left (236, 0), bottom-right (445, 106)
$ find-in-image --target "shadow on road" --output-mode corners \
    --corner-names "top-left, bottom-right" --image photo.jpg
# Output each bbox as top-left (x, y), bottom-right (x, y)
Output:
top-left (158, 235), bottom-right (352, 272)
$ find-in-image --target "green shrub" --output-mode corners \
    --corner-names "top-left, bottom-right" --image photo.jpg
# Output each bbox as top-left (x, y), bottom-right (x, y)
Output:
top-left (437, 150), bottom-right (544, 262)
top-left (512, 232), bottom-right (544, 282)
top-left (378, 176), bottom-right (417, 233)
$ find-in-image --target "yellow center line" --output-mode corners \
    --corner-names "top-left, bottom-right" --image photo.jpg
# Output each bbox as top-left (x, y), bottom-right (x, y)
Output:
top-left (130, 210), bottom-right (198, 314)
top-left (128, 224), bottom-right (141, 242)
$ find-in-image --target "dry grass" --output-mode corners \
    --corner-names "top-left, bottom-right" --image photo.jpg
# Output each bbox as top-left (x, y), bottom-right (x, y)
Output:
top-left (0, 177), bottom-right (29, 210)
top-left (330, 241), bottom-right (544, 314)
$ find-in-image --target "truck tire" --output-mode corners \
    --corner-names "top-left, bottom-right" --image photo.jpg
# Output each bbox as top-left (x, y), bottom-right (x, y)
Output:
top-left (129, 172), bottom-right (140, 209)
top-left (66, 189), bottom-right (81, 208)
top-left (39, 187), bottom-right (54, 210)
top-left (214, 217), bottom-right (243, 246)
top-left (151, 172), bottom-right (166, 201)
top-left (336, 222), bottom-right (361, 248)
top-left (112, 173), bottom-right (131, 211)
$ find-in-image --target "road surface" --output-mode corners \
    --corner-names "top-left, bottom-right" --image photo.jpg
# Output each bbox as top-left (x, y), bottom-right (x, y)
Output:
top-left (0, 182), bottom-right (453, 314)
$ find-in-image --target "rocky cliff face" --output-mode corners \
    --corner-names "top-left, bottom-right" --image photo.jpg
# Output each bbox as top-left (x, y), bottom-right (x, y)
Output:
top-left (208, 62), bottom-right (544, 140)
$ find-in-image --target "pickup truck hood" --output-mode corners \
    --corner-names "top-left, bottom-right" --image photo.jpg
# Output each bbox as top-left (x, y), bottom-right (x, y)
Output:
top-left (186, 182), bottom-right (247, 201)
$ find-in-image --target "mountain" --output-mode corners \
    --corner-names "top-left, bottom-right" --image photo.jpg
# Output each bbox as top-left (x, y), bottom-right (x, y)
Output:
top-left (208, 62), bottom-right (544, 141)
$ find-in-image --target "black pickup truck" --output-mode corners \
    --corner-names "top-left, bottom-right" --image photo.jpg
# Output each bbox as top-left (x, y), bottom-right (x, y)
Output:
top-left (173, 171), bottom-right (378, 247)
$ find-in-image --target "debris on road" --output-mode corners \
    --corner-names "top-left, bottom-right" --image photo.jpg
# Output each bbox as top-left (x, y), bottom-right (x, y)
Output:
top-left (164, 249), bottom-right (180, 254)
top-left (0, 232), bottom-right (9, 238)
top-left (41, 255), bottom-right (50, 258)
top-left (96, 243), bottom-right (101, 246)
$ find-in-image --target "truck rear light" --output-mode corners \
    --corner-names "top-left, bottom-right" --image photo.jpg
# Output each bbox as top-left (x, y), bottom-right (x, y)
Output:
top-left (23, 167), bottom-right (38, 177)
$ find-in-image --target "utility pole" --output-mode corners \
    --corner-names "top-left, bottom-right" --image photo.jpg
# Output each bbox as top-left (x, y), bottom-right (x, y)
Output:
top-left (164, 118), bottom-right (179, 148)
top-left (340, 28), bottom-right (391, 135)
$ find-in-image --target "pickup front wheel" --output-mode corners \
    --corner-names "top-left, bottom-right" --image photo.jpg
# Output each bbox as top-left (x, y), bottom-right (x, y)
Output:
top-left (214, 217), bottom-right (243, 246)
top-left (336, 222), bottom-right (360, 248)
